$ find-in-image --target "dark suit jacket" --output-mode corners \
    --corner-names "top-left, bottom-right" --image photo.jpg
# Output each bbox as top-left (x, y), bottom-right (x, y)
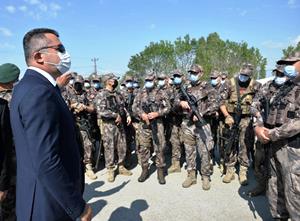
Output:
top-left (0, 98), bottom-right (13, 189)
top-left (10, 69), bottom-right (85, 221)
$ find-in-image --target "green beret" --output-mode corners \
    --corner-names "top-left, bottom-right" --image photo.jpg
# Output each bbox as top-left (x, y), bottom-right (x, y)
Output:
top-left (0, 63), bottom-right (20, 83)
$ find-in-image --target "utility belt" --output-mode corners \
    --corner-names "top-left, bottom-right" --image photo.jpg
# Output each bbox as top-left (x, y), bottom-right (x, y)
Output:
top-left (229, 113), bottom-right (251, 118)
top-left (141, 118), bottom-right (163, 129)
top-left (101, 117), bottom-right (116, 123)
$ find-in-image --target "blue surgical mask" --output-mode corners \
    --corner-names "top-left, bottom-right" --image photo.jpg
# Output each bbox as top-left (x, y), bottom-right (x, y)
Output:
top-left (239, 74), bottom-right (250, 82)
top-left (133, 82), bottom-right (138, 88)
top-left (211, 79), bottom-right (218, 86)
top-left (173, 77), bottom-right (182, 85)
top-left (158, 80), bottom-right (165, 87)
top-left (274, 76), bottom-right (286, 86)
top-left (189, 74), bottom-right (198, 83)
top-left (145, 81), bottom-right (154, 89)
top-left (284, 65), bottom-right (298, 79)
top-left (221, 79), bottom-right (225, 84)
top-left (93, 82), bottom-right (101, 89)
top-left (126, 82), bottom-right (133, 88)
top-left (84, 82), bottom-right (91, 89)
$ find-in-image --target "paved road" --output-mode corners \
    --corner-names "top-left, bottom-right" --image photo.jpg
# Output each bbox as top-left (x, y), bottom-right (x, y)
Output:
top-left (84, 156), bottom-right (273, 221)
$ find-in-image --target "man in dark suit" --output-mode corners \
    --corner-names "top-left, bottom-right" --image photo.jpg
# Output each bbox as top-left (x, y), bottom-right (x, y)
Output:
top-left (10, 28), bottom-right (92, 221)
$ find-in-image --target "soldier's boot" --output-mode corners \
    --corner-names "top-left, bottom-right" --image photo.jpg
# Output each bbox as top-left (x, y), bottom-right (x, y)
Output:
top-left (202, 176), bottom-right (211, 191)
top-left (118, 165), bottom-right (133, 176)
top-left (239, 165), bottom-right (248, 186)
top-left (138, 167), bottom-right (149, 183)
top-left (222, 166), bottom-right (235, 183)
top-left (247, 177), bottom-right (266, 196)
top-left (182, 170), bottom-right (197, 188)
top-left (107, 168), bottom-right (115, 183)
top-left (85, 164), bottom-right (97, 180)
top-left (219, 164), bottom-right (225, 174)
top-left (157, 167), bottom-right (166, 185)
top-left (168, 160), bottom-right (181, 174)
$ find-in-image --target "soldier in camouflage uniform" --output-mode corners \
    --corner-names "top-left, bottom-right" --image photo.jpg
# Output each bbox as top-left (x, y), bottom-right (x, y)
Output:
top-left (220, 64), bottom-right (261, 185)
top-left (255, 52), bottom-right (300, 220)
top-left (68, 75), bottom-right (98, 180)
top-left (249, 65), bottom-right (286, 197)
top-left (167, 70), bottom-right (185, 174)
top-left (0, 63), bottom-right (19, 221)
top-left (94, 73), bottom-right (132, 182)
top-left (132, 73), bottom-right (171, 184)
top-left (177, 64), bottom-right (218, 190)
top-left (122, 76), bottom-right (139, 167)
top-left (209, 70), bottom-right (229, 174)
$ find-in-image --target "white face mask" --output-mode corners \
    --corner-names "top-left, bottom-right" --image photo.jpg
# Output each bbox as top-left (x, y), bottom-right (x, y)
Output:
top-left (44, 51), bottom-right (71, 74)
top-left (84, 82), bottom-right (91, 89)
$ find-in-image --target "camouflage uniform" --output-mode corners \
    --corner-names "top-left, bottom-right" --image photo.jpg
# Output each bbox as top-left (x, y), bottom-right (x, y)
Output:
top-left (132, 73), bottom-right (171, 184)
top-left (261, 54), bottom-right (300, 220)
top-left (250, 66), bottom-right (285, 196)
top-left (178, 64), bottom-right (218, 189)
top-left (65, 76), bottom-right (97, 181)
top-left (209, 71), bottom-right (229, 172)
top-left (167, 70), bottom-right (185, 173)
top-left (94, 74), bottom-right (129, 172)
top-left (221, 64), bottom-right (261, 185)
top-left (121, 76), bottom-right (139, 166)
top-left (0, 90), bottom-right (16, 221)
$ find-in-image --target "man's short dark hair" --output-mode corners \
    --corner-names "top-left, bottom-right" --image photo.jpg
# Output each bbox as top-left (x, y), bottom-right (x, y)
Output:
top-left (23, 28), bottom-right (59, 64)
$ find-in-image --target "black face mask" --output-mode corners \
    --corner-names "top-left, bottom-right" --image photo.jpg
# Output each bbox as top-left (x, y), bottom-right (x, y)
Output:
top-left (112, 80), bottom-right (118, 89)
top-left (74, 83), bottom-right (83, 92)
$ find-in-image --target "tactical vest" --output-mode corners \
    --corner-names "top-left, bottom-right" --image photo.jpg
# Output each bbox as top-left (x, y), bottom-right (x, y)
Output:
top-left (266, 82), bottom-right (300, 126)
top-left (226, 78), bottom-right (255, 115)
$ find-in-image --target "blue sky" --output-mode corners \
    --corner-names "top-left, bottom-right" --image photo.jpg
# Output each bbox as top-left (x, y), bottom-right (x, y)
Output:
top-left (0, 0), bottom-right (299, 77)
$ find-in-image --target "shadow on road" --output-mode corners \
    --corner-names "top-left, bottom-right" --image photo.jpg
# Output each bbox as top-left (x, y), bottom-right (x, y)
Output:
top-left (107, 199), bottom-right (149, 221)
top-left (238, 169), bottom-right (273, 221)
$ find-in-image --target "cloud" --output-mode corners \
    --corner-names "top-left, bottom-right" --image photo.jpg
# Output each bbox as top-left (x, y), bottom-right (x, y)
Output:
top-left (0, 27), bottom-right (13, 37)
top-left (262, 35), bottom-right (300, 49)
top-left (5, 5), bottom-right (16, 13)
top-left (292, 35), bottom-right (300, 45)
top-left (19, 5), bottom-right (28, 12)
top-left (6, 1), bottom-right (63, 19)
top-left (149, 24), bottom-right (156, 30)
top-left (288, 0), bottom-right (299, 8)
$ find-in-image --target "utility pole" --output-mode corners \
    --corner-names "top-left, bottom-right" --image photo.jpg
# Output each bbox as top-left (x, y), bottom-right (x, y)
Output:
top-left (91, 58), bottom-right (99, 74)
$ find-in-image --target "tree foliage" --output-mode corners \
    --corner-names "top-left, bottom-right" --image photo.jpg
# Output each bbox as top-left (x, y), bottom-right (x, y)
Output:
top-left (282, 41), bottom-right (300, 58)
top-left (126, 33), bottom-right (267, 82)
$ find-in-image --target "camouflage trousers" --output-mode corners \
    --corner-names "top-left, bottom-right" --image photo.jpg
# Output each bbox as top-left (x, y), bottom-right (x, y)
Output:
top-left (137, 120), bottom-right (166, 168)
top-left (267, 144), bottom-right (300, 220)
top-left (254, 141), bottom-right (267, 184)
top-left (225, 117), bottom-right (254, 168)
top-left (169, 123), bottom-right (183, 162)
top-left (101, 121), bottom-right (127, 169)
top-left (181, 120), bottom-right (214, 176)
top-left (79, 130), bottom-right (93, 165)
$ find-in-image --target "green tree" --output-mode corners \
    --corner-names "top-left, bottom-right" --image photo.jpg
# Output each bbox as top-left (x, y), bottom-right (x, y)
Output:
top-left (126, 32), bottom-right (267, 81)
top-left (282, 41), bottom-right (300, 57)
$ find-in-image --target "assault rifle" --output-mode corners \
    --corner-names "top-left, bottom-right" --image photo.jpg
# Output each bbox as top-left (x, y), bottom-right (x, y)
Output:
top-left (180, 85), bottom-right (211, 148)
top-left (142, 102), bottom-right (159, 146)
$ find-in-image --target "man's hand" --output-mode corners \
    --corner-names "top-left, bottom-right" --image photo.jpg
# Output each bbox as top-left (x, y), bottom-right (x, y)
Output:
top-left (80, 204), bottom-right (92, 221)
top-left (115, 114), bottom-right (122, 125)
top-left (225, 115), bottom-right (234, 127)
top-left (192, 115), bottom-right (199, 122)
top-left (255, 126), bottom-right (270, 144)
top-left (126, 116), bottom-right (132, 125)
top-left (148, 112), bottom-right (159, 120)
top-left (180, 101), bottom-right (190, 110)
top-left (0, 190), bottom-right (8, 202)
top-left (141, 113), bottom-right (150, 125)
top-left (56, 72), bottom-right (72, 87)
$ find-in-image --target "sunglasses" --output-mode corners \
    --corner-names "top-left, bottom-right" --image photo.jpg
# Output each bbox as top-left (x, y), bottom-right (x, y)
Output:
top-left (37, 44), bottom-right (66, 53)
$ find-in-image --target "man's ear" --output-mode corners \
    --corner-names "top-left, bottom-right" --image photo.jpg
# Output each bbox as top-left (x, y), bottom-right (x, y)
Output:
top-left (33, 51), bottom-right (44, 64)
